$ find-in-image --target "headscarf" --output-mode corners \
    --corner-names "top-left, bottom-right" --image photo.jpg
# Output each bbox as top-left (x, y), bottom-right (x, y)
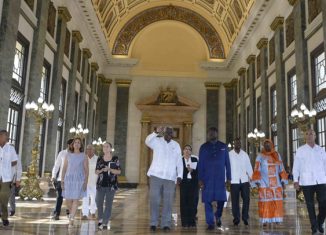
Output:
top-left (261, 139), bottom-right (280, 164)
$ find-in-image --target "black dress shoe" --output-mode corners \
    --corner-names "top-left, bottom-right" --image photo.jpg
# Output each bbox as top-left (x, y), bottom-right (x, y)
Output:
top-left (150, 226), bottom-right (156, 232)
top-left (216, 218), bottom-right (222, 227)
top-left (54, 215), bottom-right (59, 220)
top-left (206, 225), bottom-right (215, 230)
top-left (243, 219), bottom-right (249, 226)
top-left (233, 218), bottom-right (240, 226)
top-left (9, 211), bottom-right (15, 216)
top-left (3, 219), bottom-right (9, 226)
top-left (318, 222), bottom-right (324, 233)
top-left (163, 226), bottom-right (170, 232)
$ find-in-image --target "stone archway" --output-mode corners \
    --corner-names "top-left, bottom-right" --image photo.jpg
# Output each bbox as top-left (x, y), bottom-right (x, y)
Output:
top-left (136, 88), bottom-right (200, 185)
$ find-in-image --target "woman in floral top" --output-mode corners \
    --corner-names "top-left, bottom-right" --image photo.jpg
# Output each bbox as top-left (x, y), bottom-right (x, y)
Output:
top-left (95, 142), bottom-right (121, 230)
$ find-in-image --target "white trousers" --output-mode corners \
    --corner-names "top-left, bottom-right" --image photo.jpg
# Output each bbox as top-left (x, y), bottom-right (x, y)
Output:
top-left (82, 185), bottom-right (97, 216)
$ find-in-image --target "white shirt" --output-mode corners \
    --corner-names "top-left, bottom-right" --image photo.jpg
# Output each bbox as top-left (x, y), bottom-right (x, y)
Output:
top-left (145, 132), bottom-right (183, 182)
top-left (0, 143), bottom-right (18, 182)
top-left (293, 144), bottom-right (326, 186)
top-left (52, 149), bottom-right (68, 181)
top-left (87, 154), bottom-right (99, 186)
top-left (229, 149), bottom-right (253, 184)
top-left (12, 155), bottom-right (22, 181)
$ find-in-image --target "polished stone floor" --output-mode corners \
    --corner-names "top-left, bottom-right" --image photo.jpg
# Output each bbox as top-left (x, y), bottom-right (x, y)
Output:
top-left (0, 185), bottom-right (320, 235)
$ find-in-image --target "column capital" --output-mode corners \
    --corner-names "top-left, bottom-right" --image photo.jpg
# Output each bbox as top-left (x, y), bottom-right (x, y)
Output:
top-left (288, 0), bottom-right (298, 6)
top-left (72, 30), bottom-right (83, 43)
top-left (270, 17), bottom-right (284, 31)
top-left (205, 82), bottom-right (221, 90)
top-left (237, 67), bottom-right (246, 76)
top-left (141, 118), bottom-right (151, 124)
top-left (183, 121), bottom-right (193, 126)
top-left (82, 48), bottom-right (92, 59)
top-left (116, 79), bottom-right (132, 87)
top-left (91, 62), bottom-right (99, 71)
top-left (98, 74), bottom-right (112, 84)
top-left (223, 79), bottom-right (238, 89)
top-left (246, 55), bottom-right (256, 64)
top-left (57, 7), bottom-right (71, 22)
top-left (256, 38), bottom-right (268, 49)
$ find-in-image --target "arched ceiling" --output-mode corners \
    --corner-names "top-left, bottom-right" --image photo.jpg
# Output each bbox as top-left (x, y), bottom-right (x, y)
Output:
top-left (91, 0), bottom-right (255, 59)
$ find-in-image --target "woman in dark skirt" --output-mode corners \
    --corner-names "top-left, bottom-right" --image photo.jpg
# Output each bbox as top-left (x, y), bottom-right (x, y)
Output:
top-left (180, 144), bottom-right (198, 228)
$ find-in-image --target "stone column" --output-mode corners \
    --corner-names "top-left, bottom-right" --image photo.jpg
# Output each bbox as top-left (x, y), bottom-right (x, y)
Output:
top-left (21, 0), bottom-right (50, 170)
top-left (96, 75), bottom-right (112, 139)
top-left (86, 62), bottom-right (99, 144)
top-left (289, 0), bottom-right (310, 106)
top-left (45, 7), bottom-right (71, 171)
top-left (271, 17), bottom-right (288, 166)
top-left (0, 0), bottom-right (21, 128)
top-left (205, 82), bottom-right (220, 135)
top-left (323, 0), bottom-right (326, 54)
top-left (238, 68), bottom-right (246, 149)
top-left (232, 79), bottom-right (238, 140)
top-left (183, 122), bottom-right (193, 146)
top-left (223, 81), bottom-right (236, 144)
top-left (247, 55), bottom-right (256, 160)
top-left (257, 38), bottom-right (270, 138)
top-left (64, 31), bottom-right (83, 143)
top-left (139, 119), bottom-right (151, 185)
top-left (78, 48), bottom-right (92, 126)
top-left (114, 79), bottom-right (131, 177)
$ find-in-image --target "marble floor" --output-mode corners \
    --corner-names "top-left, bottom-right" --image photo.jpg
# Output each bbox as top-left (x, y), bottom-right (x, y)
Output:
top-left (0, 186), bottom-right (320, 235)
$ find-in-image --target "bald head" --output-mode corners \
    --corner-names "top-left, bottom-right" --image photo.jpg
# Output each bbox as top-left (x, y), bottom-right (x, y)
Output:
top-left (305, 129), bottom-right (316, 146)
top-left (86, 144), bottom-right (95, 158)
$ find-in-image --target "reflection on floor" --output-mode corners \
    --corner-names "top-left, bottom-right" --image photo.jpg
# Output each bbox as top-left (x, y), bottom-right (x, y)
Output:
top-left (0, 186), bottom-right (319, 234)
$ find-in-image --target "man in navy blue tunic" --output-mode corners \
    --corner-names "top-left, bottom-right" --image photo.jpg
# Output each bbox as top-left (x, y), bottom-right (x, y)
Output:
top-left (198, 127), bottom-right (231, 230)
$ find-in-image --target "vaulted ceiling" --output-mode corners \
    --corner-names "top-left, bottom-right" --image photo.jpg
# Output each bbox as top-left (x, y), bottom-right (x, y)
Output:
top-left (91, 0), bottom-right (255, 59)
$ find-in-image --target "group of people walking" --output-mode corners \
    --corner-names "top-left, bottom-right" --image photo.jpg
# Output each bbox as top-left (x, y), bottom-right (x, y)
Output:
top-left (145, 127), bottom-right (326, 235)
top-left (1, 126), bottom-right (326, 235)
top-left (51, 138), bottom-right (121, 230)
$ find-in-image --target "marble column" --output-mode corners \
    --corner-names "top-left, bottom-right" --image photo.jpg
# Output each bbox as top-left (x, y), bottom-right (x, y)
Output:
top-left (45, 7), bottom-right (71, 171)
top-left (223, 81), bottom-right (236, 144)
top-left (271, 17), bottom-right (288, 166)
top-left (0, 0), bottom-right (21, 128)
top-left (238, 68), bottom-right (246, 150)
top-left (78, 48), bottom-right (92, 126)
top-left (86, 62), bottom-right (99, 144)
top-left (64, 31), bottom-right (83, 144)
top-left (289, 0), bottom-right (310, 106)
top-left (247, 55), bottom-right (256, 160)
top-left (114, 79), bottom-right (132, 177)
top-left (205, 82), bottom-right (220, 135)
top-left (321, 0), bottom-right (326, 65)
top-left (21, 0), bottom-right (50, 170)
top-left (139, 119), bottom-right (151, 185)
top-left (257, 38), bottom-right (270, 138)
top-left (183, 121), bottom-right (193, 146)
top-left (96, 75), bottom-right (112, 140)
top-left (232, 79), bottom-right (238, 140)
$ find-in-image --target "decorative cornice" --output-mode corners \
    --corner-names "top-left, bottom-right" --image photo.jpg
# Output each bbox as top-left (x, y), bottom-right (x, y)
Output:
top-left (246, 55), bottom-right (256, 64)
top-left (223, 82), bottom-right (234, 89)
top-left (237, 67), bottom-right (246, 76)
top-left (98, 74), bottom-right (112, 84)
top-left (72, 31), bottom-right (83, 43)
top-left (116, 79), bottom-right (132, 87)
top-left (57, 7), bottom-right (71, 22)
top-left (256, 38), bottom-right (268, 49)
top-left (82, 48), bottom-right (92, 59)
top-left (205, 82), bottom-right (221, 90)
top-left (270, 17), bottom-right (284, 31)
top-left (288, 0), bottom-right (298, 6)
top-left (91, 62), bottom-right (99, 71)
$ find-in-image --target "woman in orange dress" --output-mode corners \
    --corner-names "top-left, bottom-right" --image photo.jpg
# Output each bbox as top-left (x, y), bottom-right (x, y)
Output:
top-left (252, 139), bottom-right (288, 226)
